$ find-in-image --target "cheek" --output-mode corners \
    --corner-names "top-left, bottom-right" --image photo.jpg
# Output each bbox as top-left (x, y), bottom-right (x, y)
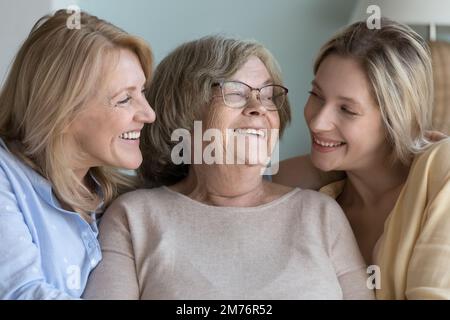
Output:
top-left (342, 127), bottom-right (361, 148)
top-left (107, 111), bottom-right (134, 132)
top-left (67, 116), bottom-right (99, 147)
top-left (272, 112), bottom-right (280, 129)
top-left (88, 111), bottom-right (135, 149)
top-left (345, 120), bottom-right (385, 151)
top-left (364, 113), bottom-right (386, 142)
top-left (204, 106), bottom-right (236, 131)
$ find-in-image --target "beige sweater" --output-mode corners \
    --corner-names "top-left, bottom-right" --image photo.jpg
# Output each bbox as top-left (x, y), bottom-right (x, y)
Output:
top-left (83, 186), bottom-right (374, 300)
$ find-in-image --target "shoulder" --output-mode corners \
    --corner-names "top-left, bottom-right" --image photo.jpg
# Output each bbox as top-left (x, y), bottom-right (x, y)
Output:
top-left (417, 138), bottom-right (450, 162)
top-left (286, 188), bottom-right (354, 253)
top-left (99, 186), bottom-right (178, 240)
top-left (0, 139), bottom-right (40, 187)
top-left (101, 186), bottom-right (173, 222)
top-left (0, 140), bottom-right (19, 173)
top-left (412, 138), bottom-right (450, 180)
top-left (0, 141), bottom-right (36, 198)
top-left (319, 180), bottom-right (346, 200)
top-left (296, 188), bottom-right (343, 211)
top-left (111, 186), bottom-right (174, 209)
top-left (288, 187), bottom-right (349, 230)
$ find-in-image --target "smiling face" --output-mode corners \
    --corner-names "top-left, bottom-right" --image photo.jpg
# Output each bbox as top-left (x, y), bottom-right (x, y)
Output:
top-left (304, 54), bottom-right (389, 172)
top-left (65, 49), bottom-right (156, 174)
top-left (205, 56), bottom-right (280, 166)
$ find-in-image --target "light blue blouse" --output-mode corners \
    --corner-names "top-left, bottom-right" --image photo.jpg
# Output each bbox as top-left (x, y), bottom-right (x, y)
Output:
top-left (0, 138), bottom-right (102, 299)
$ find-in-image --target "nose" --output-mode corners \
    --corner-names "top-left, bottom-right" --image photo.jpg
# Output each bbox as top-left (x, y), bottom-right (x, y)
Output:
top-left (307, 103), bottom-right (335, 132)
top-left (242, 91), bottom-right (267, 117)
top-left (134, 97), bottom-right (156, 124)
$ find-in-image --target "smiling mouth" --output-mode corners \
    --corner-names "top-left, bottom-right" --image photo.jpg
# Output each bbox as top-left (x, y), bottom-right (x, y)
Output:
top-left (313, 136), bottom-right (346, 148)
top-left (119, 131), bottom-right (141, 140)
top-left (233, 128), bottom-right (266, 138)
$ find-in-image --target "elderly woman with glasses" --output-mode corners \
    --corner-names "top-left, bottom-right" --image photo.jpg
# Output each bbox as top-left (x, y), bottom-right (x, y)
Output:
top-left (83, 36), bottom-right (374, 300)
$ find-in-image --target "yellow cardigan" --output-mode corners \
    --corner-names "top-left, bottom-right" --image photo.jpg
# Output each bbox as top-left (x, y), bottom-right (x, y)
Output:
top-left (320, 139), bottom-right (450, 299)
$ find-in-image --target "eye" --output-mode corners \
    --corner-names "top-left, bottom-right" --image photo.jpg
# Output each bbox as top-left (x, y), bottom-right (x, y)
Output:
top-left (225, 92), bottom-right (246, 98)
top-left (308, 91), bottom-right (323, 100)
top-left (116, 95), bottom-right (132, 106)
top-left (224, 91), bottom-right (247, 101)
top-left (224, 89), bottom-right (246, 96)
top-left (341, 105), bottom-right (358, 116)
top-left (223, 82), bottom-right (247, 96)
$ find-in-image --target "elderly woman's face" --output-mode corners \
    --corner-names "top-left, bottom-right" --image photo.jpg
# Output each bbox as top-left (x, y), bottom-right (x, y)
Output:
top-left (206, 56), bottom-right (280, 166)
top-left (65, 49), bottom-right (156, 171)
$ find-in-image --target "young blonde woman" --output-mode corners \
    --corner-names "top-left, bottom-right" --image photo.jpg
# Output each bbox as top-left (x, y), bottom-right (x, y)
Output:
top-left (0, 10), bottom-right (155, 299)
top-left (273, 18), bottom-right (450, 299)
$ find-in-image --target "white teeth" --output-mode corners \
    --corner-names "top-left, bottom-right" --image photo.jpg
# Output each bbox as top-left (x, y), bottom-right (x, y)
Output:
top-left (119, 131), bottom-right (141, 140)
top-left (234, 128), bottom-right (266, 138)
top-left (314, 137), bottom-right (345, 147)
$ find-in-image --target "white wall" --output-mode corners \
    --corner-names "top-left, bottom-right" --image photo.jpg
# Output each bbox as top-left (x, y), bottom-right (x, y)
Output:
top-left (0, 0), bottom-right (52, 85)
top-left (0, 0), bottom-right (79, 86)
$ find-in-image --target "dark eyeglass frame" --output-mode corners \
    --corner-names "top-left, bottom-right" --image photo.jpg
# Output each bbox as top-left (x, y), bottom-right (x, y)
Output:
top-left (211, 80), bottom-right (288, 110)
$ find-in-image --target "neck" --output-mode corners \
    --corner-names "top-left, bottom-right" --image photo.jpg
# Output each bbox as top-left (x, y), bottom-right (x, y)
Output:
top-left (341, 160), bottom-right (410, 207)
top-left (55, 168), bottom-right (92, 213)
top-left (172, 164), bottom-right (268, 207)
top-left (74, 168), bottom-right (90, 188)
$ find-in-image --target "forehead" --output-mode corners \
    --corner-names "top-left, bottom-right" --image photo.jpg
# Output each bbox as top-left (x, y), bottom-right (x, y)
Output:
top-left (230, 56), bottom-right (272, 87)
top-left (316, 54), bottom-right (375, 105)
top-left (106, 49), bottom-right (146, 92)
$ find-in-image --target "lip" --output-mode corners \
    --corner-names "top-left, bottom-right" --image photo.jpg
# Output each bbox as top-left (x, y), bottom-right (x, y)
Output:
top-left (311, 133), bottom-right (345, 144)
top-left (118, 137), bottom-right (140, 145)
top-left (121, 127), bottom-right (144, 134)
top-left (311, 133), bottom-right (346, 153)
top-left (234, 126), bottom-right (268, 130)
top-left (118, 128), bottom-right (142, 145)
top-left (233, 127), bottom-right (268, 138)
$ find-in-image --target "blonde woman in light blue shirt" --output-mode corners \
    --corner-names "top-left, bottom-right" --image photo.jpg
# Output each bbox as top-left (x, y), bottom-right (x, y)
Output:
top-left (0, 10), bottom-right (155, 299)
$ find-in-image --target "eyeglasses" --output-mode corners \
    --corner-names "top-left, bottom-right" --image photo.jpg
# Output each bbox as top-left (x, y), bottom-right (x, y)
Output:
top-left (212, 81), bottom-right (288, 111)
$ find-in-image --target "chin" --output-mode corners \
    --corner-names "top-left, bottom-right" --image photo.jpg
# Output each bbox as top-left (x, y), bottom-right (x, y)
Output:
top-left (311, 156), bottom-right (339, 172)
top-left (117, 156), bottom-right (143, 170)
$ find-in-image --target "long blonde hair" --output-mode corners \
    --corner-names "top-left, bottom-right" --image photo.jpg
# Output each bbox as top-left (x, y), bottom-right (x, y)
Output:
top-left (314, 18), bottom-right (434, 165)
top-left (0, 10), bottom-right (153, 217)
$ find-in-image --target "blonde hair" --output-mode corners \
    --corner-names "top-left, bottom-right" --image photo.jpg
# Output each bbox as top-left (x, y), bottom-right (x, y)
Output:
top-left (314, 18), bottom-right (434, 165)
top-left (139, 35), bottom-right (291, 186)
top-left (0, 10), bottom-right (153, 217)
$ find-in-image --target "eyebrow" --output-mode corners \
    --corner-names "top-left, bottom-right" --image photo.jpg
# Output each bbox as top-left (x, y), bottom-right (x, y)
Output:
top-left (110, 84), bottom-right (145, 99)
top-left (337, 96), bottom-right (361, 106)
top-left (311, 80), bottom-right (322, 91)
top-left (228, 79), bottom-right (274, 86)
top-left (311, 80), bottom-right (360, 106)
